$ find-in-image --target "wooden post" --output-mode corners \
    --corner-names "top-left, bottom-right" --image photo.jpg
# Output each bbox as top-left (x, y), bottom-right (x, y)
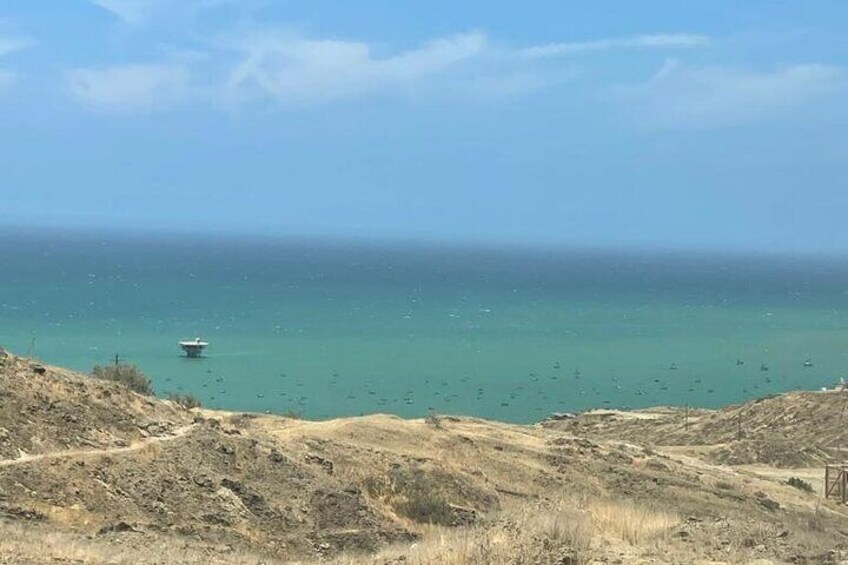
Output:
top-left (843, 467), bottom-right (847, 504)
top-left (826, 466), bottom-right (831, 499)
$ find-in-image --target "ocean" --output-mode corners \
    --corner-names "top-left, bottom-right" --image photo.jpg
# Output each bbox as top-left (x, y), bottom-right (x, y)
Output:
top-left (2, 229), bottom-right (847, 423)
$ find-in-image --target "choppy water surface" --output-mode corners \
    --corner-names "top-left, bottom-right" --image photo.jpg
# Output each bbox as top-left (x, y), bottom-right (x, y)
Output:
top-left (2, 230), bottom-right (847, 422)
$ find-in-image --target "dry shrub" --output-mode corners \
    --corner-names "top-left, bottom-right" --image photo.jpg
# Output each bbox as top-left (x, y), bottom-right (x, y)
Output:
top-left (91, 363), bottom-right (154, 396)
top-left (587, 499), bottom-right (678, 546)
top-left (167, 393), bottom-right (201, 409)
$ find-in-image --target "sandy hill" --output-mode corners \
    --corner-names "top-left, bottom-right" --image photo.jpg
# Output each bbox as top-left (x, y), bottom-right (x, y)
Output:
top-left (2, 349), bottom-right (848, 564)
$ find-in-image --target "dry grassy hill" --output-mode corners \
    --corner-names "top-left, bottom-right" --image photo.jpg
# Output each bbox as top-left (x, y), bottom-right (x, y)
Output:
top-left (2, 349), bottom-right (848, 564)
top-left (0, 352), bottom-right (189, 461)
top-left (546, 391), bottom-right (848, 468)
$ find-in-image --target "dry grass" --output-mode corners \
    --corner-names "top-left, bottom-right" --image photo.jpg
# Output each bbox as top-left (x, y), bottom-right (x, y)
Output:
top-left (0, 521), bottom-right (274, 565)
top-left (327, 498), bottom-right (677, 565)
top-left (586, 499), bottom-right (679, 546)
top-left (0, 492), bottom-right (816, 565)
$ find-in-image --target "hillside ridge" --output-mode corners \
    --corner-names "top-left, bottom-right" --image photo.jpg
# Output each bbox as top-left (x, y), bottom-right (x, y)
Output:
top-left (2, 349), bottom-right (848, 564)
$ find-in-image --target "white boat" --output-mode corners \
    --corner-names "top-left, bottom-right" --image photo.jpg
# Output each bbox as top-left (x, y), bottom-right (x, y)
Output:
top-left (179, 337), bottom-right (209, 358)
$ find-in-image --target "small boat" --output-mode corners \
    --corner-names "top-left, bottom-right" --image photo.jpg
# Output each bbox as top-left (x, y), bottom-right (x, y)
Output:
top-left (669, 363), bottom-right (678, 371)
top-left (803, 359), bottom-right (814, 368)
top-left (179, 337), bottom-right (209, 358)
top-left (736, 358), bottom-right (745, 366)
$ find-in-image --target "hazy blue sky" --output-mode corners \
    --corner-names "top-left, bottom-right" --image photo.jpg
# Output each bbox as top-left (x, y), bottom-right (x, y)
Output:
top-left (2, 1), bottom-right (847, 252)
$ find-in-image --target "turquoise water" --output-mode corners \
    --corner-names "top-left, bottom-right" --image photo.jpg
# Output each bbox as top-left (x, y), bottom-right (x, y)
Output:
top-left (2, 230), bottom-right (848, 422)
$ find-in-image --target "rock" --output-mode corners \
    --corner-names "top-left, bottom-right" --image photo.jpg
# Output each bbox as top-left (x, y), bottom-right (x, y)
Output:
top-left (220, 478), bottom-right (273, 517)
top-left (193, 475), bottom-right (213, 489)
top-left (97, 521), bottom-right (138, 535)
top-left (646, 459), bottom-right (670, 471)
top-left (306, 453), bottom-right (334, 474)
top-left (447, 504), bottom-right (477, 527)
top-left (2, 506), bottom-right (47, 521)
top-left (757, 497), bottom-right (780, 511)
top-left (202, 512), bottom-right (233, 526)
top-left (575, 438), bottom-right (598, 449)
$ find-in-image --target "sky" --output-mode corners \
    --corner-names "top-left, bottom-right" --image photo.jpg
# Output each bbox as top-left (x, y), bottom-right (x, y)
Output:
top-left (1, 1), bottom-right (847, 253)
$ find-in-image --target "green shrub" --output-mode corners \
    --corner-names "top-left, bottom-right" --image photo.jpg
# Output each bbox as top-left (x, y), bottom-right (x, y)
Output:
top-left (786, 476), bottom-right (814, 493)
top-left (91, 363), bottom-right (154, 396)
top-left (167, 393), bottom-right (201, 409)
top-left (396, 491), bottom-right (456, 526)
top-left (365, 467), bottom-right (466, 526)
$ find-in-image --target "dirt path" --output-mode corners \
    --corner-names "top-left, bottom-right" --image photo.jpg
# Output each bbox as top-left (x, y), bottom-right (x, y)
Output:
top-left (0, 424), bottom-right (197, 469)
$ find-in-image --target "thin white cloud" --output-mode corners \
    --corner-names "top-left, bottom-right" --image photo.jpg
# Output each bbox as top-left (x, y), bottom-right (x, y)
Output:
top-left (615, 59), bottom-right (844, 128)
top-left (225, 30), bottom-right (707, 107)
top-left (519, 33), bottom-right (708, 58)
top-left (90, 0), bottom-right (247, 25)
top-left (61, 27), bottom-right (709, 111)
top-left (67, 64), bottom-right (188, 112)
top-left (90, 0), bottom-right (162, 25)
top-left (0, 36), bottom-right (33, 57)
top-left (227, 31), bottom-right (489, 106)
top-left (0, 35), bottom-right (34, 91)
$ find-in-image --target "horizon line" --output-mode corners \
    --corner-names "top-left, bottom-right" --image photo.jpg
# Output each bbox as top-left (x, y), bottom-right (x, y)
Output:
top-left (2, 222), bottom-right (847, 263)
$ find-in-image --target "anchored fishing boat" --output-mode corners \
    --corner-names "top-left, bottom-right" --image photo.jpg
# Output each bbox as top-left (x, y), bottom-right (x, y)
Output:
top-left (179, 337), bottom-right (209, 358)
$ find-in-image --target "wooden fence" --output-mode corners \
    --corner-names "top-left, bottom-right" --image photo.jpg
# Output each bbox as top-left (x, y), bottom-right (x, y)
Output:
top-left (825, 465), bottom-right (848, 503)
